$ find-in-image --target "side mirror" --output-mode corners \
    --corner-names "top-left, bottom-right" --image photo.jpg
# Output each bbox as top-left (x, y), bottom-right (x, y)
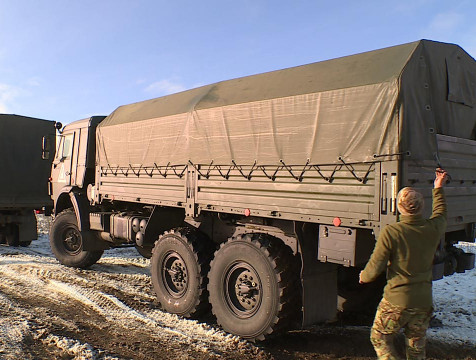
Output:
top-left (55, 122), bottom-right (63, 131)
top-left (42, 136), bottom-right (51, 160)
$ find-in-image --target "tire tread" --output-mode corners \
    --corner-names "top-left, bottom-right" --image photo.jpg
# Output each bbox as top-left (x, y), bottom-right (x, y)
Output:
top-left (152, 227), bottom-right (215, 318)
top-left (209, 233), bottom-right (301, 341)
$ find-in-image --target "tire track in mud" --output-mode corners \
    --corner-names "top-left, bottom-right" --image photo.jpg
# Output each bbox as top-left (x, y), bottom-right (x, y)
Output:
top-left (1, 217), bottom-right (474, 359)
top-left (20, 260), bottom-right (155, 302)
top-left (0, 293), bottom-right (31, 359)
top-left (0, 249), bottom-right (267, 359)
top-left (0, 290), bottom-right (111, 360)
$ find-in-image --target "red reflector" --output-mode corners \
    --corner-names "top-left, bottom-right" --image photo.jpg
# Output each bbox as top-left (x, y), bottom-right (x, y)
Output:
top-left (35, 210), bottom-right (42, 214)
top-left (48, 177), bottom-right (53, 182)
top-left (333, 217), bottom-right (342, 227)
top-left (244, 208), bottom-right (251, 217)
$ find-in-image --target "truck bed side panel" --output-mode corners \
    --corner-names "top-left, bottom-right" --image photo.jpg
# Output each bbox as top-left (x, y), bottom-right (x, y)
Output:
top-left (402, 134), bottom-right (476, 231)
top-left (97, 163), bottom-right (378, 226)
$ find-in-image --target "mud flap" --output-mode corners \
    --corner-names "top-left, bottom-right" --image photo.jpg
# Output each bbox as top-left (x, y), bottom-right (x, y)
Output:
top-left (296, 222), bottom-right (338, 327)
top-left (69, 191), bottom-right (91, 232)
top-left (143, 206), bottom-right (185, 245)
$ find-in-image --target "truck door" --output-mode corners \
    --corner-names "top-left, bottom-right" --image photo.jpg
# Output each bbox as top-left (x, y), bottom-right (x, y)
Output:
top-left (51, 132), bottom-right (75, 198)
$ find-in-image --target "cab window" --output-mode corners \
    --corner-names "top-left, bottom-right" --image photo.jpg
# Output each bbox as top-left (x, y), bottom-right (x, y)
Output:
top-left (56, 133), bottom-right (74, 160)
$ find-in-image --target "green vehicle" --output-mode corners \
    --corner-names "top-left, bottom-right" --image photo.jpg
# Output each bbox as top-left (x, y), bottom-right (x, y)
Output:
top-left (0, 114), bottom-right (56, 246)
top-left (48, 40), bottom-right (476, 340)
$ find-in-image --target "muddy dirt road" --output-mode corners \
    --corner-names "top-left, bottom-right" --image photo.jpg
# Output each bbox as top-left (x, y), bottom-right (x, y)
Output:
top-left (0, 216), bottom-right (474, 360)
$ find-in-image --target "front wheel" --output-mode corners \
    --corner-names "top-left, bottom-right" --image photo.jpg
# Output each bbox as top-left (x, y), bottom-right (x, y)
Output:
top-left (50, 208), bottom-right (103, 268)
top-left (208, 234), bottom-right (300, 341)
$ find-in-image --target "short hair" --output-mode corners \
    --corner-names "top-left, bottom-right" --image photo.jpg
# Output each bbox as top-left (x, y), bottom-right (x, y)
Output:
top-left (397, 187), bottom-right (424, 215)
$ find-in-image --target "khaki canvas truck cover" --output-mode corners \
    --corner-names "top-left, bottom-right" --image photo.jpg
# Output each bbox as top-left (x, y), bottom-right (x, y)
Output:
top-left (97, 40), bottom-right (476, 170)
top-left (0, 114), bottom-right (55, 208)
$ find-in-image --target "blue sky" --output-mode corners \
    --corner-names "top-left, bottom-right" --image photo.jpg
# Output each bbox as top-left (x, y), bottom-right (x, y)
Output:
top-left (0, 0), bottom-right (475, 122)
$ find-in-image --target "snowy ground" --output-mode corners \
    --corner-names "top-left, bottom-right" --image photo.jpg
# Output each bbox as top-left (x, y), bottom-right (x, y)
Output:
top-left (0, 216), bottom-right (264, 360)
top-left (0, 215), bottom-right (474, 359)
top-left (429, 242), bottom-right (476, 347)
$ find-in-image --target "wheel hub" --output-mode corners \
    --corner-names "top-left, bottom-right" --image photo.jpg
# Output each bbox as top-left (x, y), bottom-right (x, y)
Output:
top-left (63, 228), bottom-right (82, 254)
top-left (225, 263), bottom-right (262, 318)
top-left (162, 252), bottom-right (188, 297)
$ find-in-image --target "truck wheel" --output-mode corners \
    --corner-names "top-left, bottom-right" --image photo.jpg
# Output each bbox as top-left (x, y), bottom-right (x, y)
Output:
top-left (5, 224), bottom-right (19, 246)
top-left (150, 228), bottom-right (214, 318)
top-left (208, 234), bottom-right (300, 341)
top-left (50, 209), bottom-right (104, 268)
top-left (135, 245), bottom-right (153, 259)
top-left (19, 240), bottom-right (32, 247)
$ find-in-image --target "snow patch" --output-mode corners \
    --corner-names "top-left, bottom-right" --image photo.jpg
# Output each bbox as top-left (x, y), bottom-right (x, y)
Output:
top-left (39, 333), bottom-right (96, 359)
top-left (0, 318), bottom-right (30, 360)
top-left (428, 242), bottom-right (476, 346)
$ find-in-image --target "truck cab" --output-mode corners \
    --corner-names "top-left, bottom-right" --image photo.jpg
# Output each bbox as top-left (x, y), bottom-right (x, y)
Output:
top-left (50, 116), bottom-right (105, 215)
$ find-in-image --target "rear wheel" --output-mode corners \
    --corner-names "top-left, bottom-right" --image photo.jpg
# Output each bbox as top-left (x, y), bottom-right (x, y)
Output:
top-left (50, 208), bottom-right (103, 268)
top-left (19, 239), bottom-right (32, 247)
top-left (150, 228), bottom-right (214, 318)
top-left (208, 233), bottom-right (300, 341)
top-left (5, 224), bottom-right (19, 246)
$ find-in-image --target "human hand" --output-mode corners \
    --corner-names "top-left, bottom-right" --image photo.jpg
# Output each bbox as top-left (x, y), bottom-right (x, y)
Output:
top-left (359, 271), bottom-right (365, 284)
top-left (434, 168), bottom-right (448, 188)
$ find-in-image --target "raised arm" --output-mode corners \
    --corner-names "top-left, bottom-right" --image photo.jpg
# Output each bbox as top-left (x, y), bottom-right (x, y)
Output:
top-left (430, 168), bottom-right (447, 232)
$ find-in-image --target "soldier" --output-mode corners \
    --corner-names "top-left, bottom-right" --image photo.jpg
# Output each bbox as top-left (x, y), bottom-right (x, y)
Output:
top-left (359, 169), bottom-right (448, 360)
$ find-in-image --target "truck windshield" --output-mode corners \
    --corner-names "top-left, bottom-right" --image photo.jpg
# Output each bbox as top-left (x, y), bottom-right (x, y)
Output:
top-left (57, 133), bottom-right (74, 160)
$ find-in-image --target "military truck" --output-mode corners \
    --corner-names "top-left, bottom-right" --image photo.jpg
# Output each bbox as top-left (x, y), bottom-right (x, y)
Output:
top-left (48, 40), bottom-right (476, 340)
top-left (0, 114), bottom-right (56, 246)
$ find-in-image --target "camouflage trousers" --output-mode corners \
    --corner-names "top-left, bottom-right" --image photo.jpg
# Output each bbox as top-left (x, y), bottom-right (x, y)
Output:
top-left (370, 298), bottom-right (433, 360)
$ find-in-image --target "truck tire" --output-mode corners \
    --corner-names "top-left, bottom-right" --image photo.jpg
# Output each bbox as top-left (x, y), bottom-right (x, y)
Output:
top-left (19, 239), bottom-right (32, 247)
top-left (5, 224), bottom-right (19, 246)
top-left (150, 228), bottom-right (214, 318)
top-left (208, 233), bottom-right (300, 341)
top-left (135, 245), bottom-right (153, 259)
top-left (50, 209), bottom-right (104, 268)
